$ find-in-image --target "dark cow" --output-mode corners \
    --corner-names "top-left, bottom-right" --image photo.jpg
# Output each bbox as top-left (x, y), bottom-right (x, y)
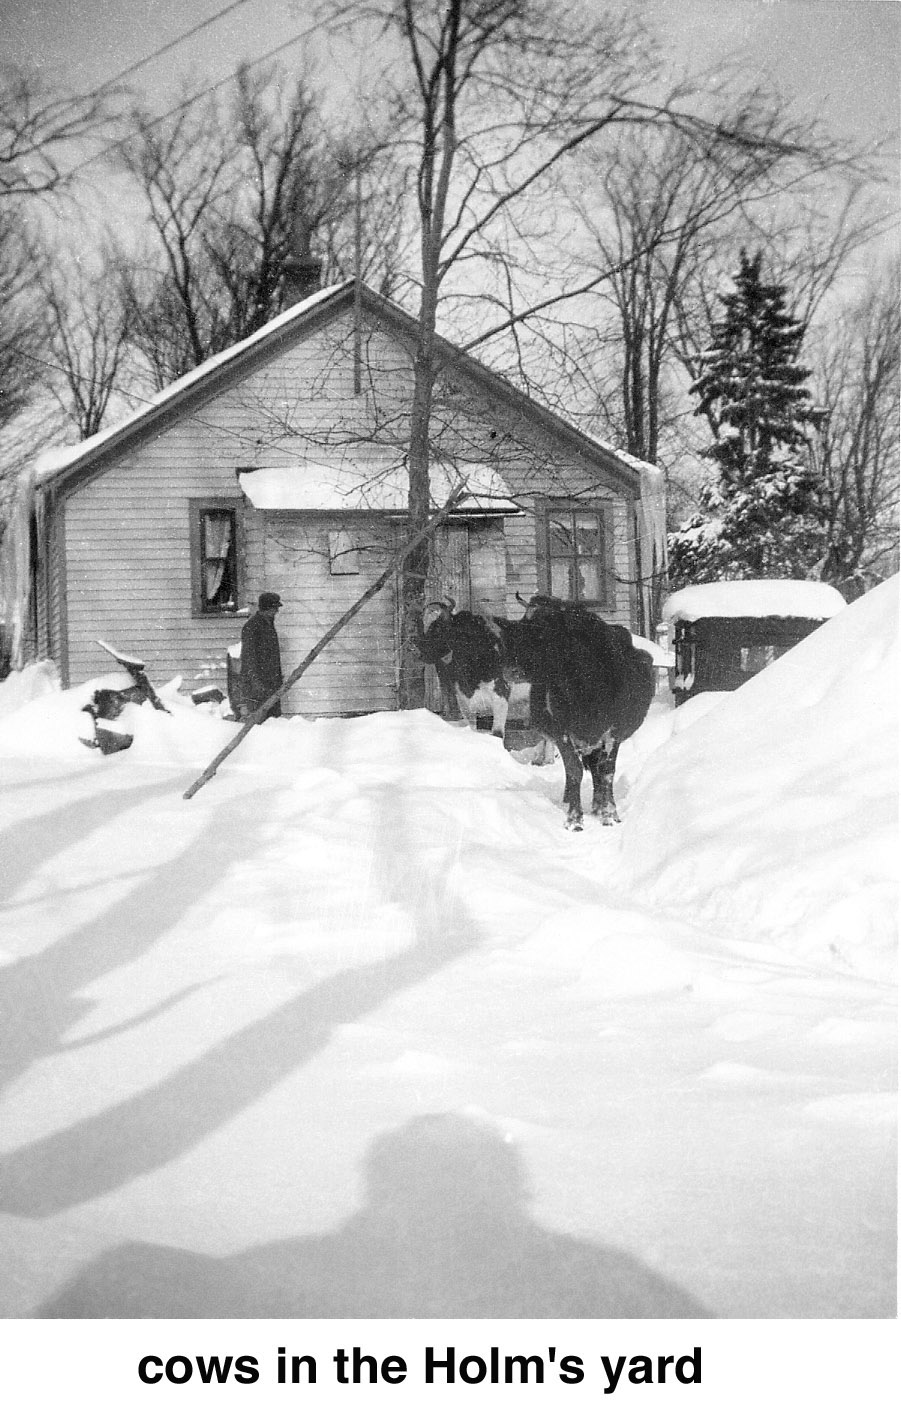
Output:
top-left (417, 595), bottom-right (655, 830)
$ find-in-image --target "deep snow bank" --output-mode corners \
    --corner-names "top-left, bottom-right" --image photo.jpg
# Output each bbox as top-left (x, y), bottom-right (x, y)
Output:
top-left (619, 577), bottom-right (898, 982)
top-left (0, 672), bottom-right (234, 763)
top-left (0, 661), bottom-right (59, 720)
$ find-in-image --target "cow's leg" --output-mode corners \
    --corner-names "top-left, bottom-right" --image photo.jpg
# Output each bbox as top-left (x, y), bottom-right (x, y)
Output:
top-left (558, 734), bottom-right (585, 830)
top-left (490, 676), bottom-right (510, 737)
top-left (437, 660), bottom-right (463, 719)
top-left (587, 734), bottom-right (620, 824)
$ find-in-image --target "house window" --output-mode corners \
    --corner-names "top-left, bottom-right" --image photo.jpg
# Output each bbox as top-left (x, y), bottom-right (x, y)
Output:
top-left (740, 644), bottom-right (776, 673)
top-left (540, 500), bottom-right (613, 609)
top-left (328, 528), bottom-right (361, 575)
top-left (190, 499), bottom-right (241, 615)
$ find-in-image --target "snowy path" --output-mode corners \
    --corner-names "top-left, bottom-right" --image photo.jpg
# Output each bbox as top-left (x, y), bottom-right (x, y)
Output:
top-left (0, 703), bottom-right (894, 1320)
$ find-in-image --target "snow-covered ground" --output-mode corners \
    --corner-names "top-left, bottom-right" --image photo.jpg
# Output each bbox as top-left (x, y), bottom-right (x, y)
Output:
top-left (0, 582), bottom-right (895, 1325)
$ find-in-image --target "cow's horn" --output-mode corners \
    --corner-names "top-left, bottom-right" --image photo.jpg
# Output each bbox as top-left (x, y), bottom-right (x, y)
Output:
top-left (422, 597), bottom-right (450, 626)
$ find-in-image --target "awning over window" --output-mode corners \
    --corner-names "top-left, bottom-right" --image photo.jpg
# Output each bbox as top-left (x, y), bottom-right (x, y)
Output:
top-left (237, 458), bottom-right (520, 516)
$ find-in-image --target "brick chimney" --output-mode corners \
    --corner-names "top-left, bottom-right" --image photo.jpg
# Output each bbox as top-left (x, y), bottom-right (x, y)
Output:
top-left (283, 211), bottom-right (322, 306)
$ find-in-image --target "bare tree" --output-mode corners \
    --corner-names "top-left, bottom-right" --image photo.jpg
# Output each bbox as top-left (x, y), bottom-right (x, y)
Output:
top-left (321, 139), bottom-right (415, 300)
top-left (328, 0), bottom-right (661, 705)
top-left (1, 62), bottom-right (116, 200)
top-left (0, 209), bottom-right (46, 431)
top-left (38, 251), bottom-right (134, 439)
top-left (810, 270), bottom-right (900, 596)
top-left (2, 63), bottom-right (119, 433)
top-left (116, 87), bottom-right (236, 383)
top-left (116, 64), bottom-right (381, 388)
top-left (324, 0), bottom-right (831, 706)
top-left (563, 91), bottom-right (837, 471)
top-left (1, 63), bottom-right (120, 618)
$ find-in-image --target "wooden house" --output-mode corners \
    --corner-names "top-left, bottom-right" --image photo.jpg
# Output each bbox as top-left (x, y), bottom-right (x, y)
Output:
top-left (24, 280), bottom-right (664, 716)
top-left (663, 580), bottom-right (847, 706)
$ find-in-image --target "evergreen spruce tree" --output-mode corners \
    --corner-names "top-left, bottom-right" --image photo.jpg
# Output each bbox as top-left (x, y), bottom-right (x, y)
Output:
top-left (669, 250), bottom-right (826, 583)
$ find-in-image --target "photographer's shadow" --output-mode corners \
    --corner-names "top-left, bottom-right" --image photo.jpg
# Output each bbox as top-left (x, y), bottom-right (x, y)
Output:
top-left (39, 1112), bottom-right (711, 1318)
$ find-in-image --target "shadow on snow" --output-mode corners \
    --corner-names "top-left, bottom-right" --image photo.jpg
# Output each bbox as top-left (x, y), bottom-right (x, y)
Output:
top-left (37, 1111), bottom-right (712, 1319)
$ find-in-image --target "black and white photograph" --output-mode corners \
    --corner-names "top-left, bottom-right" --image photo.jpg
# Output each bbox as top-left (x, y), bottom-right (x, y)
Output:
top-left (0, 0), bottom-right (897, 1406)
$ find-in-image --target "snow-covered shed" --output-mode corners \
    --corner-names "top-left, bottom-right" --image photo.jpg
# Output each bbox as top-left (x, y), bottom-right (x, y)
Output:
top-left (16, 280), bottom-right (665, 714)
top-left (663, 579), bottom-right (847, 704)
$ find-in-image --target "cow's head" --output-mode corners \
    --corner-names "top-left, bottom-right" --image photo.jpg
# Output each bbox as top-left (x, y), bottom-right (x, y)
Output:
top-left (415, 597), bottom-right (456, 664)
top-left (516, 592), bottom-right (567, 619)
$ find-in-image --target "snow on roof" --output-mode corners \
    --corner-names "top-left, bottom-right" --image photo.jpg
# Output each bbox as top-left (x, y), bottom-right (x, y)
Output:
top-left (238, 460), bottom-right (520, 514)
top-left (565, 435), bottom-right (666, 487)
top-left (662, 580), bottom-right (847, 623)
top-left (610, 448), bottom-right (661, 479)
top-left (33, 283), bottom-right (352, 483)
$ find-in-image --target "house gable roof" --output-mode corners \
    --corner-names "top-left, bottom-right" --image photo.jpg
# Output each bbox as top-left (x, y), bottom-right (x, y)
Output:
top-left (35, 279), bottom-right (642, 498)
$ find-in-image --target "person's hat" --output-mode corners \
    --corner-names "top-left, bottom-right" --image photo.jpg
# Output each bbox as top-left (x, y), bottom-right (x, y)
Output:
top-left (258, 592), bottom-right (283, 610)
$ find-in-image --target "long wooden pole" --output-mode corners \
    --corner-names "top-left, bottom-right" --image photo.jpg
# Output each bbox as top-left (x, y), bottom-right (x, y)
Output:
top-left (182, 484), bottom-right (468, 800)
top-left (353, 163), bottom-right (363, 396)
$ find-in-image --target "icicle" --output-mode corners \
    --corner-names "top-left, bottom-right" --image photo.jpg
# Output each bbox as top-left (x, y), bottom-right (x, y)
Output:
top-left (639, 462), bottom-right (667, 578)
top-left (0, 468), bottom-right (36, 671)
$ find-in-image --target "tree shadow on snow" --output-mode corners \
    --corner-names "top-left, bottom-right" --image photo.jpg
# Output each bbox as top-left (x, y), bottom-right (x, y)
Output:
top-left (0, 770), bottom-right (483, 1215)
top-left (0, 778), bottom-right (280, 1097)
top-left (36, 1112), bottom-right (712, 1319)
top-left (0, 773), bottom-right (186, 904)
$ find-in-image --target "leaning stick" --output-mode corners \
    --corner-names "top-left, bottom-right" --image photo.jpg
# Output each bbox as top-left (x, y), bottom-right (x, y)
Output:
top-left (183, 483), bottom-right (468, 800)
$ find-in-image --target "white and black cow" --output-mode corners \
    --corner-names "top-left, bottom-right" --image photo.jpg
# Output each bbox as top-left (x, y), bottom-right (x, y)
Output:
top-left (417, 595), bottom-right (655, 830)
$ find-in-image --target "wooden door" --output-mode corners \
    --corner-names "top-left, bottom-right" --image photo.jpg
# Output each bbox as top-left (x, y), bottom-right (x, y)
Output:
top-left (262, 513), bottom-right (399, 716)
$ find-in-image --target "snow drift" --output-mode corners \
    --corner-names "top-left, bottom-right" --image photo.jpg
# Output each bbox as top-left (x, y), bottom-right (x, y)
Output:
top-left (0, 660), bottom-right (59, 719)
top-left (618, 577), bottom-right (898, 983)
top-left (0, 586), bottom-right (895, 1322)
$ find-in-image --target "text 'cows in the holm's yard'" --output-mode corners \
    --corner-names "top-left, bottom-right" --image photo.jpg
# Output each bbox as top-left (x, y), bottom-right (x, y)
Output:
top-left (416, 595), bottom-right (655, 830)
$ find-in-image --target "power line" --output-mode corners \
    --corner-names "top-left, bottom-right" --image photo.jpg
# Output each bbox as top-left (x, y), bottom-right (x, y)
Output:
top-left (59, 4), bottom-right (357, 184)
top-left (71, 0), bottom-right (258, 103)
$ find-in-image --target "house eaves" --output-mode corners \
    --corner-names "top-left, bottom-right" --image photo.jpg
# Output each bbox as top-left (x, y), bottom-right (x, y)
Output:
top-left (35, 278), bottom-right (643, 500)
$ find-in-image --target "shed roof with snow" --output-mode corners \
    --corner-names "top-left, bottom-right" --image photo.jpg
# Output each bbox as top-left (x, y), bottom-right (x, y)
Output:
top-left (662, 580), bottom-right (847, 625)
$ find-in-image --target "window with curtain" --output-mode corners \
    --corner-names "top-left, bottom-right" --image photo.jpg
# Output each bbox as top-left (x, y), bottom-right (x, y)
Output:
top-left (540, 501), bottom-right (613, 609)
top-left (190, 501), bottom-right (240, 614)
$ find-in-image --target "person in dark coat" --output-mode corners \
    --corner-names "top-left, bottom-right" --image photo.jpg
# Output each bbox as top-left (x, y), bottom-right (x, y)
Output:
top-left (241, 592), bottom-right (284, 719)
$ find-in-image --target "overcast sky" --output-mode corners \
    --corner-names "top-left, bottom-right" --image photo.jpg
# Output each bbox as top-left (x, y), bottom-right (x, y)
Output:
top-left (4, 0), bottom-right (899, 162)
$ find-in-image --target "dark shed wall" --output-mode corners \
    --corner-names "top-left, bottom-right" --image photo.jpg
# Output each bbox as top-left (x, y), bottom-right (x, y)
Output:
top-left (673, 615), bottom-right (827, 702)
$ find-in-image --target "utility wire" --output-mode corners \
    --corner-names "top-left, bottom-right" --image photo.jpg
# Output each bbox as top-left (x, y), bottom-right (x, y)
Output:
top-left (70, 0), bottom-right (258, 103)
top-left (59, 4), bottom-right (357, 183)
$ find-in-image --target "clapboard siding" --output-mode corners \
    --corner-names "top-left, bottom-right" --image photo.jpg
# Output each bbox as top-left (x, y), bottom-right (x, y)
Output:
top-left (51, 296), bottom-right (642, 707)
top-left (61, 312), bottom-right (368, 689)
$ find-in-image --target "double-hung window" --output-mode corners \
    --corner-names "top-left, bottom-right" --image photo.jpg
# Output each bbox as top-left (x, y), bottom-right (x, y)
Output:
top-left (539, 499), bottom-right (614, 610)
top-left (190, 498), bottom-right (242, 615)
